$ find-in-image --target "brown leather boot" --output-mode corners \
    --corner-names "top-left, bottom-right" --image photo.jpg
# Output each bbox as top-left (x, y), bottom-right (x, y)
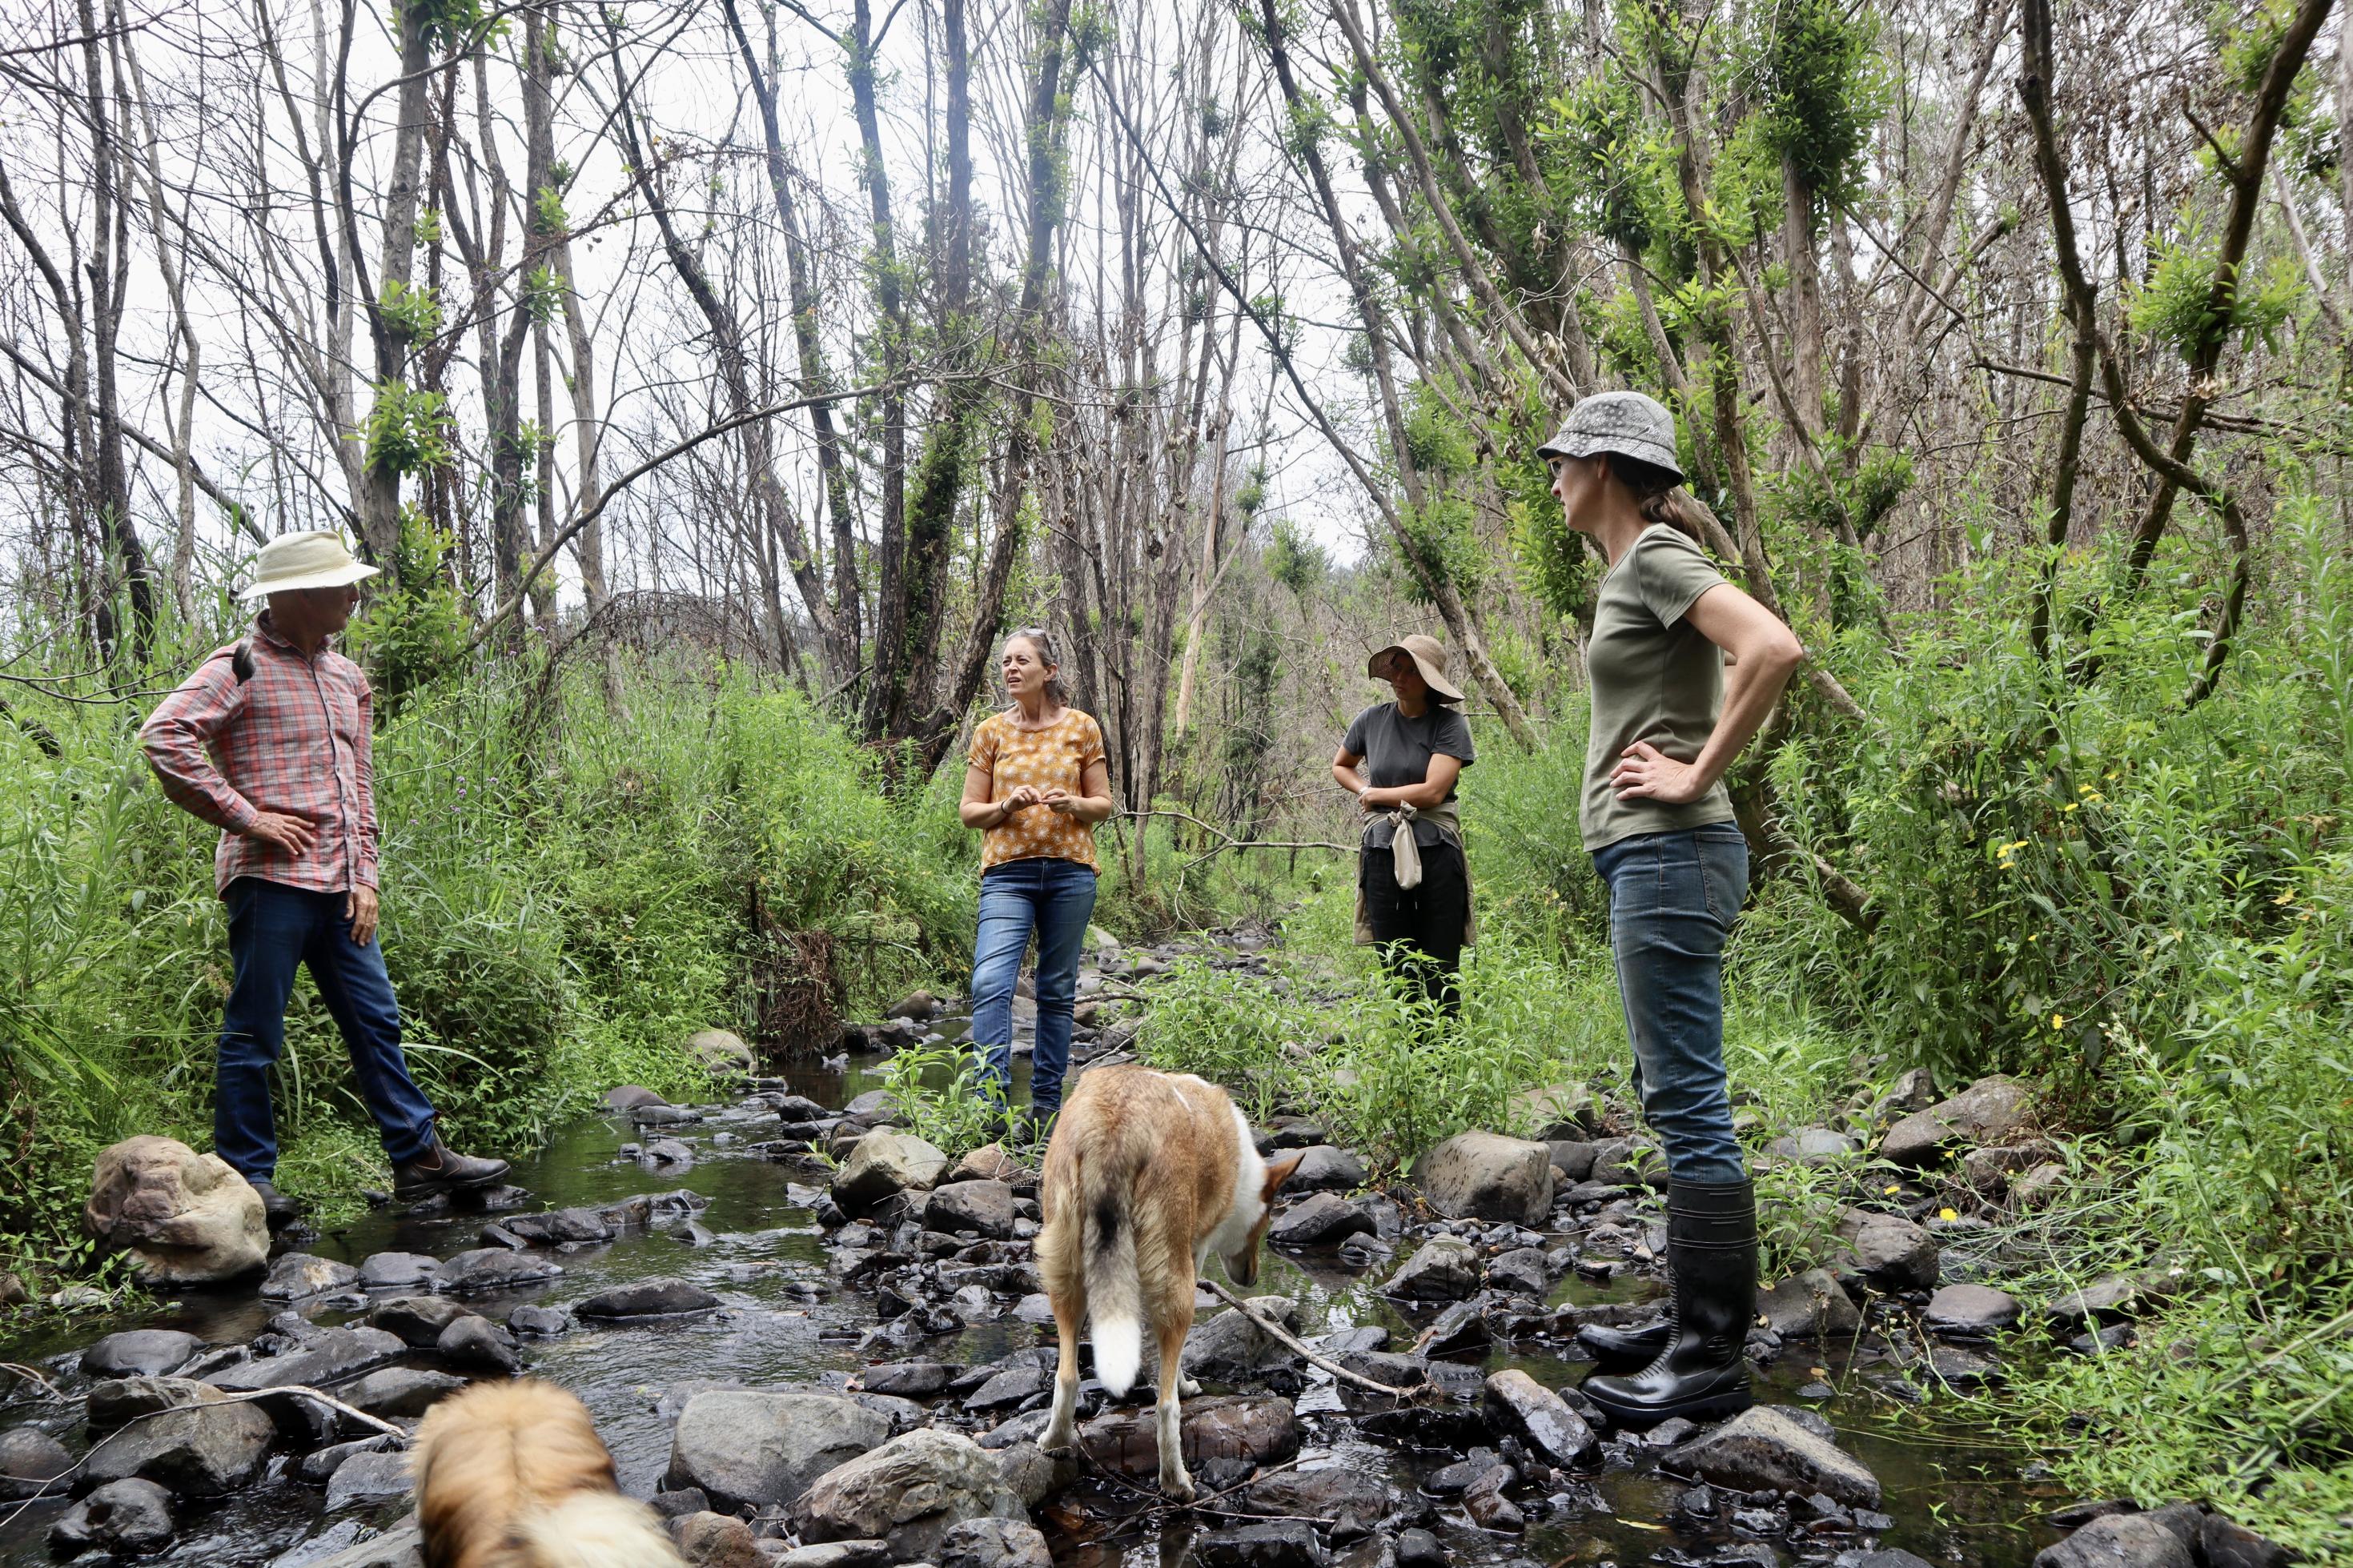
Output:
top-left (391, 1139), bottom-right (510, 1200)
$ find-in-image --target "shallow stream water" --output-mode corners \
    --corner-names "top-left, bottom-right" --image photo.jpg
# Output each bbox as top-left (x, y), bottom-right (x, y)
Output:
top-left (0, 1041), bottom-right (2069, 1566)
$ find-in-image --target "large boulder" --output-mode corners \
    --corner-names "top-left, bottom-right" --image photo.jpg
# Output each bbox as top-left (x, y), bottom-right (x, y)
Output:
top-left (82, 1329), bottom-right (203, 1380)
top-left (0, 1428), bottom-right (73, 1499)
top-left (924, 1181), bottom-right (1017, 1240)
top-left (46, 1478), bottom-right (176, 1557)
top-left (263, 1253), bottom-right (362, 1301)
top-left (2033, 1514), bottom-right (2196, 1568)
top-left (575, 1278), bottom-right (720, 1319)
top-left (1924, 1283), bottom-right (2021, 1337)
top-left (1830, 1209), bottom-right (1941, 1292)
top-left (86, 1377), bottom-right (222, 1433)
top-left (80, 1400), bottom-right (276, 1497)
top-left (1663, 1406), bottom-right (1881, 1507)
top-left (1411, 1132), bottom-right (1554, 1225)
top-left (83, 1137), bottom-right (267, 1285)
top-left (687, 1028), bottom-right (757, 1079)
top-left (665, 1390), bottom-right (891, 1511)
top-left (833, 1133), bottom-right (951, 1217)
top-left (1880, 1076), bottom-right (2036, 1167)
top-left (1079, 1395), bottom-right (1299, 1478)
top-left (795, 1428), bottom-right (1026, 1561)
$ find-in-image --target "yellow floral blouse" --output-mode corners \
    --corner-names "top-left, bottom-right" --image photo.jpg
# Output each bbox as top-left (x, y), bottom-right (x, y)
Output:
top-left (968, 708), bottom-right (1107, 872)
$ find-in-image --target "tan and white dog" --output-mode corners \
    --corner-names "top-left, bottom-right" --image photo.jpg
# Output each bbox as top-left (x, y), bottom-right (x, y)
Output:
top-left (410, 1379), bottom-right (686, 1568)
top-left (1034, 1065), bottom-right (1300, 1501)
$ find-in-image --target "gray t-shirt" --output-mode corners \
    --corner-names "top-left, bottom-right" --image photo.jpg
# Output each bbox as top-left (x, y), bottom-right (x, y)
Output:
top-left (1343, 701), bottom-right (1475, 848)
top-left (1581, 524), bottom-right (1738, 851)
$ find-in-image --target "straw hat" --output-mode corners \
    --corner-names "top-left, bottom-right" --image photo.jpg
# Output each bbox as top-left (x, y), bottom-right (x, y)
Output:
top-left (240, 530), bottom-right (379, 600)
top-left (1365, 634), bottom-right (1464, 704)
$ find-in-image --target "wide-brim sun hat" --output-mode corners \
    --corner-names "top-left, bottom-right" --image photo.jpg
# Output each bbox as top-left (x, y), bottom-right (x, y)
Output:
top-left (1366, 633), bottom-right (1465, 704)
top-left (1535, 390), bottom-right (1684, 483)
top-left (239, 530), bottom-right (379, 600)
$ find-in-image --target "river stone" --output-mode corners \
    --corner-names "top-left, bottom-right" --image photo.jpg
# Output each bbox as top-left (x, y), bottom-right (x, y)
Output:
top-left (1288, 1146), bottom-right (1368, 1193)
top-left (887, 991), bottom-right (938, 1021)
top-left (1079, 1394), bottom-right (1299, 1478)
top-left (1182, 1299), bottom-right (1302, 1384)
top-left (925, 1181), bottom-right (1017, 1239)
top-left (1662, 1406), bottom-right (1881, 1507)
top-left (324, 1448), bottom-right (416, 1511)
top-left (2033, 1514), bottom-right (2196, 1568)
top-left (795, 1427), bottom-right (1026, 1560)
top-left (368, 1297), bottom-right (477, 1348)
top-left (500, 1208), bottom-right (616, 1247)
top-left (508, 1304), bottom-right (573, 1337)
top-left (82, 1328), bottom-right (204, 1379)
top-left (263, 1252), bottom-right (362, 1301)
top-left (1924, 1283), bottom-right (2021, 1337)
top-left (2013, 1161), bottom-right (2070, 1208)
top-left (1757, 1269), bottom-right (1863, 1339)
top-left (1199, 1522), bottom-right (1329, 1568)
top-left (87, 1376), bottom-right (223, 1431)
top-left (1481, 1369), bottom-right (1596, 1466)
top-left (834, 1132), bottom-right (951, 1216)
top-left (1243, 1463), bottom-right (1393, 1540)
top-left (347, 1367), bottom-right (466, 1418)
top-left (1588, 1137), bottom-right (1668, 1189)
top-left (82, 1398), bottom-right (276, 1496)
top-left (356, 1253), bottom-right (442, 1290)
top-left (1962, 1145), bottom-right (2045, 1189)
top-left (83, 1136), bottom-right (269, 1285)
top-left (936, 1515), bottom-right (1053, 1568)
top-left (48, 1475), bottom-right (176, 1554)
top-left (1411, 1132), bottom-right (1554, 1225)
top-left (674, 1510), bottom-right (762, 1566)
top-left (688, 1028), bottom-right (757, 1079)
top-left (1484, 1248), bottom-right (1551, 1297)
top-left (994, 1440), bottom-right (1077, 1509)
top-left (271, 1519), bottom-right (424, 1567)
top-left (1546, 1141), bottom-right (1599, 1182)
top-left (435, 1315), bottom-right (523, 1375)
top-left (1880, 1075), bottom-right (2035, 1166)
top-left (780, 1542), bottom-right (897, 1568)
top-left (576, 1277), bottom-right (720, 1318)
top-left (1766, 1127), bottom-right (1859, 1165)
top-left (1269, 1192), bottom-right (1375, 1248)
top-left (0, 1427), bottom-right (72, 1498)
top-left (666, 1390), bottom-right (891, 1510)
top-left (438, 1248), bottom-right (564, 1293)
top-left (208, 1325), bottom-right (406, 1392)
top-left (1383, 1236), bottom-right (1480, 1301)
top-left (1831, 1209), bottom-right (1940, 1291)
top-left (864, 1362), bottom-right (960, 1398)
top-left (602, 1085), bottom-right (671, 1110)
top-left (950, 1145), bottom-right (1021, 1184)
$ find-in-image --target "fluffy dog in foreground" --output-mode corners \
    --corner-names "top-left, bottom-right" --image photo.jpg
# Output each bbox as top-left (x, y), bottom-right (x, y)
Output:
top-left (1034, 1065), bottom-right (1299, 1501)
top-left (410, 1379), bottom-right (685, 1568)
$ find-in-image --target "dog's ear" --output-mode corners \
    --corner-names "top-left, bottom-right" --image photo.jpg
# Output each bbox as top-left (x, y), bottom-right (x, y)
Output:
top-left (1263, 1153), bottom-right (1303, 1198)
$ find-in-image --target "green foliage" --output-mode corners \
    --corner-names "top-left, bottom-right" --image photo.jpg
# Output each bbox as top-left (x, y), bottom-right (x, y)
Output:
top-left (1739, 0), bottom-right (1885, 211)
top-left (1136, 959), bottom-right (1316, 1123)
top-left (1395, 494), bottom-right (1485, 604)
top-left (2127, 218), bottom-right (2306, 359)
top-left (362, 379), bottom-right (456, 476)
top-left (531, 185), bottom-right (568, 235)
top-left (525, 265), bottom-right (565, 327)
top-left (1545, 74), bottom-right (1685, 265)
top-left (377, 279), bottom-right (444, 344)
top-left (1264, 516), bottom-right (1328, 597)
top-left (880, 1039), bottom-right (1004, 1157)
top-left (343, 507), bottom-right (468, 704)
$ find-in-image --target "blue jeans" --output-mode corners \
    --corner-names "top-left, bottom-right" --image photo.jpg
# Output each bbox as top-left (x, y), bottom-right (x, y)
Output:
top-left (970, 856), bottom-right (1098, 1121)
top-left (216, 876), bottom-right (440, 1180)
top-left (1591, 825), bottom-right (1749, 1184)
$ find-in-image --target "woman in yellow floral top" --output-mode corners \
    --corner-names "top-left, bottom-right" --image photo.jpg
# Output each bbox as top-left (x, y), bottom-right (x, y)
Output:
top-left (958, 628), bottom-right (1114, 1137)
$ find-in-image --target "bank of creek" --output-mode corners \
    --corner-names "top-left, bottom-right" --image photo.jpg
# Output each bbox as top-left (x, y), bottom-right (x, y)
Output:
top-left (0, 932), bottom-right (2221, 1567)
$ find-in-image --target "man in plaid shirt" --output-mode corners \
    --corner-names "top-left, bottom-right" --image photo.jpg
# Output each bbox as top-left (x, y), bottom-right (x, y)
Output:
top-left (140, 531), bottom-right (508, 1226)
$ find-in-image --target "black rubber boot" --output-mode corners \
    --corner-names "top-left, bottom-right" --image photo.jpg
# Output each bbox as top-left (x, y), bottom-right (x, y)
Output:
top-left (1580, 1177), bottom-right (1757, 1427)
top-left (1576, 1315), bottom-right (1672, 1369)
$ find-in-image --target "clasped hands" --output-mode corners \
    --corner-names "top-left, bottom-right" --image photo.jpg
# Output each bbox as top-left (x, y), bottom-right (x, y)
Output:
top-left (999, 784), bottom-right (1082, 820)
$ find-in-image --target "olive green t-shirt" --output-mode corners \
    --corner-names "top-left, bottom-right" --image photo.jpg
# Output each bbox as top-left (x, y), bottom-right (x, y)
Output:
top-left (1581, 524), bottom-right (1738, 851)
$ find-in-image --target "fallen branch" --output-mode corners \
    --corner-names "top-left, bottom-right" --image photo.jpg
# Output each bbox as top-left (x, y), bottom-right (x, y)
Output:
top-left (1198, 1277), bottom-right (1419, 1398)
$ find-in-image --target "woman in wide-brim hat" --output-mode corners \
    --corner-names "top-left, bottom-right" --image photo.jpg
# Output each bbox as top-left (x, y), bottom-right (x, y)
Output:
top-left (1331, 632), bottom-right (1477, 1009)
top-left (1534, 391), bottom-right (1807, 1428)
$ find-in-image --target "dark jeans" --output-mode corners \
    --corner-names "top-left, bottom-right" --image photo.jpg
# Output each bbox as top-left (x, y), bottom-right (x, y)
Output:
top-left (1592, 824), bottom-right (1750, 1184)
top-left (216, 876), bottom-right (440, 1181)
top-left (1360, 837), bottom-right (1468, 1010)
top-left (970, 856), bottom-right (1098, 1121)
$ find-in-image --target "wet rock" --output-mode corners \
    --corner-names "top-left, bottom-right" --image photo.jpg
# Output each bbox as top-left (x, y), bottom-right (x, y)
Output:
top-left (1270, 1192), bottom-right (1376, 1248)
top-left (1460, 1464), bottom-right (1521, 1531)
top-left (507, 1303), bottom-right (572, 1337)
top-left (576, 1277), bottom-right (721, 1319)
top-left (2049, 1273), bottom-right (2171, 1329)
top-left (1756, 1269), bottom-right (1862, 1339)
top-left (936, 1516), bottom-right (1052, 1568)
top-left (888, 991), bottom-right (939, 1021)
top-left (1924, 1344), bottom-right (2002, 1390)
top-left (438, 1248), bottom-right (564, 1293)
top-left (1830, 1208), bottom-right (1940, 1291)
top-left (1200, 1522), bottom-right (1329, 1568)
top-left (864, 1361), bottom-right (959, 1398)
top-left (324, 1448), bottom-right (416, 1510)
top-left (1243, 1462), bottom-right (1391, 1538)
top-left (1412, 1133), bottom-right (1554, 1225)
top-left (688, 1028), bottom-right (757, 1079)
top-left (994, 1439), bottom-right (1077, 1508)
top-left (1182, 1299), bottom-right (1303, 1384)
top-left (1395, 1529), bottom-right (1445, 1568)
top-left (2198, 1514), bottom-right (2292, 1568)
top-left (0, 1427), bottom-right (72, 1499)
top-left (434, 1314), bottom-right (522, 1375)
top-left (47, 1477), bottom-right (176, 1554)
top-left (926, 1181), bottom-right (1017, 1239)
top-left (1415, 1297), bottom-right (1492, 1357)
top-left (796, 1427), bottom-right (1026, 1560)
top-left (299, 1432), bottom-right (399, 1485)
top-left (1544, 1141), bottom-right (1598, 1183)
top-left (2033, 1514), bottom-right (2195, 1568)
top-left (1880, 1075), bottom-right (2035, 1167)
top-left (632, 1104), bottom-right (702, 1127)
top-left (263, 1252), bottom-right (362, 1301)
top-left (1662, 1406), bottom-right (1881, 1507)
top-left (641, 1138), bottom-right (697, 1168)
top-left (1383, 1236), bottom-right (1480, 1301)
top-left (1080, 1394), bottom-right (1299, 1478)
top-left (602, 1085), bottom-right (671, 1110)
top-left (1483, 1248), bottom-right (1550, 1297)
top-left (271, 1520), bottom-right (425, 1567)
top-left (1849, 1554), bottom-right (1937, 1568)
top-left (781, 1544), bottom-right (896, 1568)
top-left (210, 1325), bottom-right (406, 1406)
top-left (1482, 1369), bottom-right (1596, 1466)
top-left (83, 1136), bottom-right (268, 1286)
top-left (82, 1328), bottom-right (203, 1379)
top-left (667, 1389), bottom-right (891, 1511)
top-left (1924, 1283), bottom-right (2021, 1337)
top-left (500, 1207), bottom-right (617, 1247)
top-left (674, 1510), bottom-right (763, 1567)
top-left (367, 1296), bottom-right (476, 1348)
top-left (964, 1361), bottom-right (1050, 1412)
top-left (1588, 1138), bottom-right (1667, 1189)
top-left (348, 1365), bottom-right (466, 1418)
top-left (1290, 1146), bottom-right (1369, 1193)
top-left (87, 1375), bottom-right (222, 1430)
top-left (82, 1399), bottom-right (276, 1496)
top-left (356, 1252), bottom-right (441, 1290)
top-left (834, 1132), bottom-right (951, 1217)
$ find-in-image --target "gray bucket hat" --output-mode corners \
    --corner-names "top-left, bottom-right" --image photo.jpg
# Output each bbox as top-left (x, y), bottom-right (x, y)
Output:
top-left (1536, 391), bottom-right (1684, 482)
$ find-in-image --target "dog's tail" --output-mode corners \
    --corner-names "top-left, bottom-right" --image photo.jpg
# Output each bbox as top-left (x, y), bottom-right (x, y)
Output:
top-left (516, 1491), bottom-right (688, 1568)
top-left (1079, 1149), bottom-right (1145, 1398)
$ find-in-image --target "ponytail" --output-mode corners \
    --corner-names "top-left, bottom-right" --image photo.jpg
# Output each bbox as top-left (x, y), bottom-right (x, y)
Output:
top-left (1611, 455), bottom-right (1719, 549)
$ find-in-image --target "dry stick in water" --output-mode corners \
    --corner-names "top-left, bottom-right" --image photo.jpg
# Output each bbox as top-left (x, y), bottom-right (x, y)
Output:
top-left (1197, 1277), bottom-right (1419, 1398)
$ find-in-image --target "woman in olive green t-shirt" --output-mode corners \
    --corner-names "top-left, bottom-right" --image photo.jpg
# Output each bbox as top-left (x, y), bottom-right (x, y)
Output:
top-left (1536, 391), bottom-right (1806, 1430)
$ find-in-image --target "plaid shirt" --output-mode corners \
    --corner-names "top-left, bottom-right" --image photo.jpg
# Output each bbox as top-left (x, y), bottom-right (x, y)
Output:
top-left (139, 613), bottom-right (380, 896)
